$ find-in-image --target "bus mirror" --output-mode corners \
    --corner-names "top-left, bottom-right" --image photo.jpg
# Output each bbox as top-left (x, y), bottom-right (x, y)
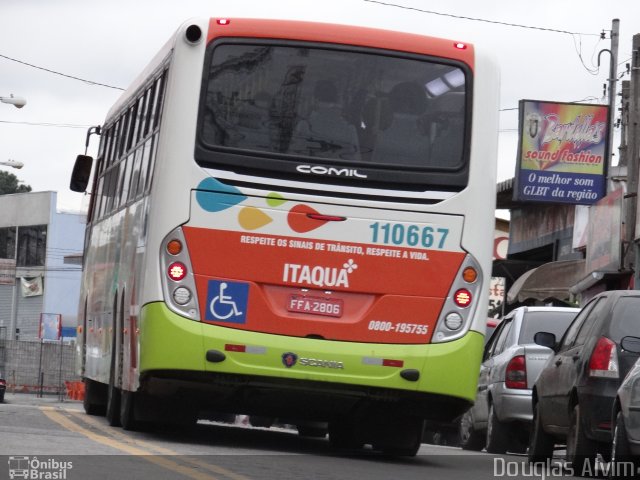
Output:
top-left (70, 154), bottom-right (93, 192)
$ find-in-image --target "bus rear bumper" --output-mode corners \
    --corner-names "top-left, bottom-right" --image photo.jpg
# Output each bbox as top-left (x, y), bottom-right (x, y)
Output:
top-left (139, 302), bottom-right (483, 421)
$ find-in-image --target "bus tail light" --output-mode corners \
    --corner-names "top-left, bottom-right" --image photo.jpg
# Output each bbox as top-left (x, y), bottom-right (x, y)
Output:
top-left (161, 227), bottom-right (200, 321)
top-left (433, 254), bottom-right (483, 343)
top-left (588, 337), bottom-right (619, 378)
top-left (454, 289), bottom-right (472, 307)
top-left (168, 262), bottom-right (187, 281)
top-left (505, 355), bottom-right (528, 389)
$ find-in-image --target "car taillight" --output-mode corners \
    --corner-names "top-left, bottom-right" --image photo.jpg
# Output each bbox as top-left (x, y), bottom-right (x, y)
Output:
top-left (589, 337), bottom-right (619, 378)
top-left (505, 355), bottom-right (527, 389)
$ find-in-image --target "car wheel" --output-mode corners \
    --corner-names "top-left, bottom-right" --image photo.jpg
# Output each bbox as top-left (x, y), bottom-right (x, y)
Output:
top-left (528, 401), bottom-right (555, 463)
top-left (610, 410), bottom-right (637, 479)
top-left (459, 409), bottom-right (485, 451)
top-left (485, 403), bottom-right (510, 454)
top-left (566, 404), bottom-right (597, 476)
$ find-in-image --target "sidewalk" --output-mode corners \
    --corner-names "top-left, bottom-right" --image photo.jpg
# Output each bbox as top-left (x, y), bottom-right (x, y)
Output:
top-left (2, 391), bottom-right (83, 408)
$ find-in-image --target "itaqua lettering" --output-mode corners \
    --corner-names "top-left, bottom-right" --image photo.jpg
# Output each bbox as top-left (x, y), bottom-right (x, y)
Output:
top-left (282, 261), bottom-right (356, 288)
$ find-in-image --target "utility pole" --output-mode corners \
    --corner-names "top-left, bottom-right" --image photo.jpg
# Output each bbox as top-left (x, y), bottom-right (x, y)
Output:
top-left (619, 80), bottom-right (630, 167)
top-left (626, 34), bottom-right (640, 278)
top-left (608, 19), bottom-right (620, 172)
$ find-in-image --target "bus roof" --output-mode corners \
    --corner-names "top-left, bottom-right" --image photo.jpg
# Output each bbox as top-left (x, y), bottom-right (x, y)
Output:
top-left (207, 18), bottom-right (474, 67)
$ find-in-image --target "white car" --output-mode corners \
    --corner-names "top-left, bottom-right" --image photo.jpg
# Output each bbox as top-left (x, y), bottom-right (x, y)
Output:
top-left (459, 306), bottom-right (579, 453)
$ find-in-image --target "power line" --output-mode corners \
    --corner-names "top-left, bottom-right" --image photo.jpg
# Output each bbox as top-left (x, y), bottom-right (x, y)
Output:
top-left (0, 120), bottom-right (92, 129)
top-left (0, 53), bottom-right (125, 91)
top-left (362, 0), bottom-right (601, 36)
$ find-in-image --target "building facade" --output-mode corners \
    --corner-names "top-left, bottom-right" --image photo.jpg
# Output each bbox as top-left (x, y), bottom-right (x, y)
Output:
top-left (0, 191), bottom-right (85, 340)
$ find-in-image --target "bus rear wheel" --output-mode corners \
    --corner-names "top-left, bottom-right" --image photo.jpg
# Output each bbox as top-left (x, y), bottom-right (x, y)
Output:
top-left (83, 378), bottom-right (106, 416)
top-left (373, 416), bottom-right (424, 457)
top-left (120, 390), bottom-right (138, 431)
top-left (328, 418), bottom-right (364, 451)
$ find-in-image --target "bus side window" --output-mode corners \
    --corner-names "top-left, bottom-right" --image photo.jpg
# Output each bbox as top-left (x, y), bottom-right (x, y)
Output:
top-left (119, 154), bottom-right (134, 207)
top-left (142, 85), bottom-right (155, 138)
top-left (152, 74), bottom-right (166, 131)
top-left (128, 148), bottom-right (143, 203)
top-left (137, 139), bottom-right (151, 197)
top-left (145, 136), bottom-right (158, 193)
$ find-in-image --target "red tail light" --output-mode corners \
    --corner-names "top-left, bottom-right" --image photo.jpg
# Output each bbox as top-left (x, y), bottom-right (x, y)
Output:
top-left (505, 355), bottom-right (527, 389)
top-left (589, 337), bottom-right (619, 378)
top-left (168, 262), bottom-right (187, 281)
top-left (454, 288), bottom-right (472, 307)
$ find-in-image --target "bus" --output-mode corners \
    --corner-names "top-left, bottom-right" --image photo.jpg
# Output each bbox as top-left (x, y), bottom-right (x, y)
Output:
top-left (70, 17), bottom-right (499, 456)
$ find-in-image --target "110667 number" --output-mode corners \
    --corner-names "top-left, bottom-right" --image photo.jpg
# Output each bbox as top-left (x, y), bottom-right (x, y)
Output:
top-left (369, 222), bottom-right (449, 249)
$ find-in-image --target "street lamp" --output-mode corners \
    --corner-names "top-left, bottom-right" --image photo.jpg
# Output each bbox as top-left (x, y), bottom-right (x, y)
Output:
top-left (0, 94), bottom-right (27, 109)
top-left (0, 160), bottom-right (24, 169)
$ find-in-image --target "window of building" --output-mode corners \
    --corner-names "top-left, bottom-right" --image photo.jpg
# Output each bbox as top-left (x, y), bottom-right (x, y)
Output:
top-left (16, 225), bottom-right (47, 267)
top-left (0, 226), bottom-right (16, 259)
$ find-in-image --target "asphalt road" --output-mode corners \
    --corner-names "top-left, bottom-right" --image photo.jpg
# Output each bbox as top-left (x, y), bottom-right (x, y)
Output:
top-left (0, 393), bottom-right (610, 480)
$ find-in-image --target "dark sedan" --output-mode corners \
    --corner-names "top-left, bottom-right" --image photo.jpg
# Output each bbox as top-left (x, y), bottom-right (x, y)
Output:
top-left (0, 371), bottom-right (5, 403)
top-left (528, 290), bottom-right (640, 475)
top-left (610, 337), bottom-right (640, 476)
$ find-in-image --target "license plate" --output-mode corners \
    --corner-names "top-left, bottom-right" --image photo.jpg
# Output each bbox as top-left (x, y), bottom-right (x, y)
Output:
top-left (287, 295), bottom-right (343, 318)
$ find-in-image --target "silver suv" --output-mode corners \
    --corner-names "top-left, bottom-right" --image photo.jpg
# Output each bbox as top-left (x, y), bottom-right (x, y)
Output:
top-left (459, 306), bottom-right (579, 453)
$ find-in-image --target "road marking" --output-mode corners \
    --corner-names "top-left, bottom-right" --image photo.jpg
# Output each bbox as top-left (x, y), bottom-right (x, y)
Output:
top-left (43, 406), bottom-right (253, 480)
top-left (40, 407), bottom-right (218, 480)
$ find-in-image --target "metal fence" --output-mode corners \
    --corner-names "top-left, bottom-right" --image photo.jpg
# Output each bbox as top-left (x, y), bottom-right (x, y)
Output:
top-left (0, 336), bottom-right (80, 398)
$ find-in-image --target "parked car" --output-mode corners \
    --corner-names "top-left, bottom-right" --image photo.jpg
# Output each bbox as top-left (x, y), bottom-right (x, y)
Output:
top-left (459, 306), bottom-right (579, 453)
top-left (0, 371), bottom-right (6, 402)
top-left (610, 336), bottom-right (640, 474)
top-left (528, 291), bottom-right (640, 474)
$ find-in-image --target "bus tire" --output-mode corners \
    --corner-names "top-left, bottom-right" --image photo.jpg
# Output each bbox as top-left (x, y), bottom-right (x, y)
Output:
top-left (83, 378), bottom-right (106, 416)
top-left (105, 327), bottom-right (121, 426)
top-left (329, 418), bottom-right (363, 451)
top-left (296, 425), bottom-right (327, 438)
top-left (120, 390), bottom-right (138, 431)
top-left (485, 403), bottom-right (510, 454)
top-left (376, 417), bottom-right (424, 457)
top-left (248, 416), bottom-right (275, 428)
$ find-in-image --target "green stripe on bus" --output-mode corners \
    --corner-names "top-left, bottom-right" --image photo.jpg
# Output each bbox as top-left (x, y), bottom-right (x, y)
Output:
top-left (139, 302), bottom-right (483, 402)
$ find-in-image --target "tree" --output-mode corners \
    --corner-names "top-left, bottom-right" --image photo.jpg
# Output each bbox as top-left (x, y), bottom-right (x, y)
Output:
top-left (0, 170), bottom-right (32, 195)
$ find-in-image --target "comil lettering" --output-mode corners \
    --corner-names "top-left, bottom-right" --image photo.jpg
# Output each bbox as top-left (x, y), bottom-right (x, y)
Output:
top-left (297, 165), bottom-right (368, 178)
top-left (282, 260), bottom-right (357, 288)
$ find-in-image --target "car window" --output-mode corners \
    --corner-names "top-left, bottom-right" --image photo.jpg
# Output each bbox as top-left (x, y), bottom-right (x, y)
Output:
top-left (558, 299), bottom-right (599, 351)
top-left (573, 298), bottom-right (607, 347)
top-left (493, 319), bottom-right (514, 356)
top-left (483, 319), bottom-right (508, 361)
top-left (518, 311), bottom-right (579, 345)
top-left (609, 296), bottom-right (640, 343)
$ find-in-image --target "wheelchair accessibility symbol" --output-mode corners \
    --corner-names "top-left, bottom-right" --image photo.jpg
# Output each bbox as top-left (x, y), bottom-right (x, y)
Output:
top-left (205, 280), bottom-right (249, 323)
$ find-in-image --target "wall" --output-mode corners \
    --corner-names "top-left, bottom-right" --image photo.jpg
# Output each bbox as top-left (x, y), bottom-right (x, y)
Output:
top-left (43, 211), bottom-right (86, 331)
top-left (0, 338), bottom-right (80, 394)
